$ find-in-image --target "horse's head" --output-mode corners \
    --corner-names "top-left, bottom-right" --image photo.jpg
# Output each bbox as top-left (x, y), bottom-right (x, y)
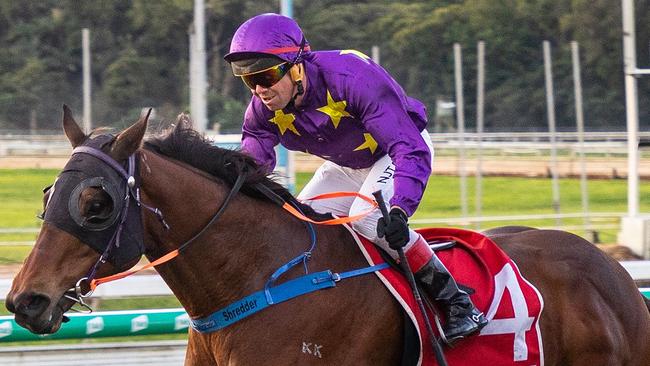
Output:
top-left (6, 106), bottom-right (149, 334)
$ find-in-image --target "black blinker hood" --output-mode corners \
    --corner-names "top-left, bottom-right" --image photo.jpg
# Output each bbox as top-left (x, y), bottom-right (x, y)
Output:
top-left (43, 135), bottom-right (144, 269)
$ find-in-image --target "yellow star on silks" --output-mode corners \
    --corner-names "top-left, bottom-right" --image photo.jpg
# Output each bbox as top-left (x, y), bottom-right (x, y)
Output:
top-left (269, 110), bottom-right (300, 136)
top-left (340, 50), bottom-right (371, 63)
top-left (316, 90), bottom-right (352, 128)
top-left (353, 133), bottom-right (378, 154)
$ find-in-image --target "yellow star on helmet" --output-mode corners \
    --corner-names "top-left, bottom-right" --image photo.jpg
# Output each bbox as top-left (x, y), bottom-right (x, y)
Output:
top-left (353, 133), bottom-right (378, 154)
top-left (317, 90), bottom-right (352, 128)
top-left (269, 110), bottom-right (300, 136)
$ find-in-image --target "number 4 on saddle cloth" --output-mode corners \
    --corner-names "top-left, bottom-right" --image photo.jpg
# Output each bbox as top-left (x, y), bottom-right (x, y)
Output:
top-left (345, 225), bottom-right (544, 366)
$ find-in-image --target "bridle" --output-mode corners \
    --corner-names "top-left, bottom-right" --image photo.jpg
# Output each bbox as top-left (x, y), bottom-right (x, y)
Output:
top-left (59, 144), bottom-right (376, 314)
top-left (62, 145), bottom-right (246, 312)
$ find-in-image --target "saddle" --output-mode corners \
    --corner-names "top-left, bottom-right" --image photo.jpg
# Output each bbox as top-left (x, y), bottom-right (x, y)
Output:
top-left (344, 226), bottom-right (544, 366)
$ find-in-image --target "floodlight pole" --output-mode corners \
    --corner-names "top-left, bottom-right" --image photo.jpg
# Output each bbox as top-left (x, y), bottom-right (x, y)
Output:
top-left (280, 0), bottom-right (295, 192)
top-left (571, 41), bottom-right (592, 238)
top-left (280, 0), bottom-right (292, 18)
top-left (189, 0), bottom-right (208, 132)
top-left (372, 45), bottom-right (380, 65)
top-left (543, 41), bottom-right (561, 227)
top-left (475, 41), bottom-right (485, 229)
top-left (622, 0), bottom-right (650, 218)
top-left (620, 0), bottom-right (650, 257)
top-left (454, 43), bottom-right (468, 220)
top-left (82, 28), bottom-right (92, 133)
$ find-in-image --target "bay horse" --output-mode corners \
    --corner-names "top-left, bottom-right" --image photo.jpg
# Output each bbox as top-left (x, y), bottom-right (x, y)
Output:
top-left (6, 108), bottom-right (650, 365)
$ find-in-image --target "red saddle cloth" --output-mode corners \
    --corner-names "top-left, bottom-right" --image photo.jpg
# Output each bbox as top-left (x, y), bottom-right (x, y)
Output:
top-left (346, 226), bottom-right (544, 366)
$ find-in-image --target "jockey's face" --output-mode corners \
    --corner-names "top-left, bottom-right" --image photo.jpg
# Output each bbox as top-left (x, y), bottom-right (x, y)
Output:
top-left (252, 74), bottom-right (296, 111)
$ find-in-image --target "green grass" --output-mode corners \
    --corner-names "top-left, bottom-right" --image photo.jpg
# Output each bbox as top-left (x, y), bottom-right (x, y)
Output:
top-left (421, 176), bottom-right (638, 243)
top-left (0, 169), bottom-right (58, 246)
top-left (296, 172), bottom-right (648, 243)
top-left (0, 245), bottom-right (33, 264)
top-left (0, 169), bottom-right (58, 225)
top-left (415, 175), bottom-right (639, 216)
top-left (1, 169), bottom-right (647, 256)
top-left (299, 173), bottom-right (648, 215)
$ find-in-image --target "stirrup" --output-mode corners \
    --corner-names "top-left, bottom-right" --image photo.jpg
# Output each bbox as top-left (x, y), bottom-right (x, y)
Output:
top-left (443, 311), bottom-right (487, 346)
top-left (433, 314), bottom-right (451, 346)
top-left (435, 309), bottom-right (487, 346)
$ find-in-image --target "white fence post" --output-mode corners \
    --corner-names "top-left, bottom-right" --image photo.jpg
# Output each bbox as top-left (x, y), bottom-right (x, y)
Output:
top-left (454, 43), bottom-right (468, 221)
top-left (543, 40), bottom-right (561, 227)
top-left (475, 41), bottom-right (485, 229)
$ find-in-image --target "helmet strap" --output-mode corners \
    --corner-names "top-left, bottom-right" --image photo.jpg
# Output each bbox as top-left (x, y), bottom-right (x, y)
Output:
top-left (291, 36), bottom-right (307, 64)
top-left (285, 64), bottom-right (304, 109)
top-left (290, 64), bottom-right (304, 93)
top-left (295, 80), bottom-right (304, 96)
top-left (284, 37), bottom-right (308, 109)
top-left (285, 81), bottom-right (303, 109)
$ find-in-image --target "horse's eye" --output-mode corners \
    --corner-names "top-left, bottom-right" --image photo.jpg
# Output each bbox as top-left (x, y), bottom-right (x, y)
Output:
top-left (87, 201), bottom-right (104, 215)
top-left (81, 189), bottom-right (114, 224)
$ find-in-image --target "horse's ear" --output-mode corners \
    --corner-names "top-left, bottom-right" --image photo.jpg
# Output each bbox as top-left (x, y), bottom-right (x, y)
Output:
top-left (111, 109), bottom-right (150, 161)
top-left (175, 113), bottom-right (193, 130)
top-left (62, 105), bottom-right (86, 148)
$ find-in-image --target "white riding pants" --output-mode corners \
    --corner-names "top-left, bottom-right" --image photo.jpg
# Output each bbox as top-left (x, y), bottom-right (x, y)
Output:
top-left (297, 130), bottom-right (434, 257)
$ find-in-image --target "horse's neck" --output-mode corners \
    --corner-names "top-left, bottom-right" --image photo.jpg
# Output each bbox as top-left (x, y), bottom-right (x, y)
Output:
top-left (137, 150), bottom-right (361, 318)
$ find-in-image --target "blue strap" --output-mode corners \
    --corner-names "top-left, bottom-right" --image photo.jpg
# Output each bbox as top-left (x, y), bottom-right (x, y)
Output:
top-left (264, 201), bottom-right (317, 304)
top-left (190, 263), bottom-right (390, 333)
top-left (191, 270), bottom-right (335, 333)
top-left (338, 262), bottom-right (390, 280)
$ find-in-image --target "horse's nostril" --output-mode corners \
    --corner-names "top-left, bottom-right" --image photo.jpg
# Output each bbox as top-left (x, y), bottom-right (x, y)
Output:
top-left (14, 293), bottom-right (51, 319)
top-left (5, 298), bottom-right (16, 313)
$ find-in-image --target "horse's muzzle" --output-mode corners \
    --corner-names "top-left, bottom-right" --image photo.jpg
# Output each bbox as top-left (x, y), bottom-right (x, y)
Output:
top-left (6, 291), bottom-right (65, 334)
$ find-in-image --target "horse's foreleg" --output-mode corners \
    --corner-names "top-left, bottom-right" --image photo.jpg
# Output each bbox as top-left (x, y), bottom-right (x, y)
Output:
top-left (185, 330), bottom-right (219, 366)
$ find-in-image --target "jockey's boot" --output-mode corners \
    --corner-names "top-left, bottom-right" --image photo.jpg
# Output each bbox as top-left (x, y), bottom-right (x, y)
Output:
top-left (405, 236), bottom-right (488, 344)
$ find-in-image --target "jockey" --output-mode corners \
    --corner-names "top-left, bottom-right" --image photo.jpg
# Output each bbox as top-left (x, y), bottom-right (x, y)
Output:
top-left (224, 13), bottom-right (487, 343)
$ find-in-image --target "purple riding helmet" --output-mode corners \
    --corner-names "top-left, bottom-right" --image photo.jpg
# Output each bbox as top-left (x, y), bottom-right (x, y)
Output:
top-left (224, 13), bottom-right (310, 70)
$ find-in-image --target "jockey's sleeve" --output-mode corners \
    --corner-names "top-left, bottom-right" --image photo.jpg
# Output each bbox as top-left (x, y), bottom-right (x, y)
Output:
top-left (346, 62), bottom-right (432, 217)
top-left (241, 101), bottom-right (279, 174)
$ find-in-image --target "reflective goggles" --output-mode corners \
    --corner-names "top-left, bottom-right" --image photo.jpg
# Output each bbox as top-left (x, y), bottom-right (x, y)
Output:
top-left (238, 62), bottom-right (291, 89)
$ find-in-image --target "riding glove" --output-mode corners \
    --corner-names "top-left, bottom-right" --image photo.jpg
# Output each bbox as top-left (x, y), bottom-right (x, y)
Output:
top-left (377, 207), bottom-right (410, 250)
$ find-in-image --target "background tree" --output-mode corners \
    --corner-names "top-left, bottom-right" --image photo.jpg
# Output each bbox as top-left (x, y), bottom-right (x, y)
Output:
top-left (0, 0), bottom-right (648, 133)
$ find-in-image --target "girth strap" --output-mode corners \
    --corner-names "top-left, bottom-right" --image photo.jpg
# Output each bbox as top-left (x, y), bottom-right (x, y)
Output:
top-left (190, 263), bottom-right (390, 333)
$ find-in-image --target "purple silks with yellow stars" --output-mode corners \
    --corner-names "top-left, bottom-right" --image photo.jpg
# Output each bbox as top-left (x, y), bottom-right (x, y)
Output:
top-left (241, 49), bottom-right (431, 217)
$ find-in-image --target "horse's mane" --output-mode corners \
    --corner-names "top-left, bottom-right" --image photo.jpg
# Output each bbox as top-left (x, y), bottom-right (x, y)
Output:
top-left (142, 121), bottom-right (326, 219)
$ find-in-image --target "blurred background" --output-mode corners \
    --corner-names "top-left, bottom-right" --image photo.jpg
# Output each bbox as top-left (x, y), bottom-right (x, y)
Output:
top-left (1, 0), bottom-right (648, 133)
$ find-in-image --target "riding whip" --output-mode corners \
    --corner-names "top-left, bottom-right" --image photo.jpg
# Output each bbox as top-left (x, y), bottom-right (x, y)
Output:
top-left (372, 191), bottom-right (448, 366)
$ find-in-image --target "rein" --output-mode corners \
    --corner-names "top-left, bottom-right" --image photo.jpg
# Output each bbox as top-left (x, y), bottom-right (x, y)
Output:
top-left (90, 171), bottom-right (247, 289)
top-left (65, 146), bottom-right (379, 315)
top-left (254, 183), bottom-right (378, 225)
